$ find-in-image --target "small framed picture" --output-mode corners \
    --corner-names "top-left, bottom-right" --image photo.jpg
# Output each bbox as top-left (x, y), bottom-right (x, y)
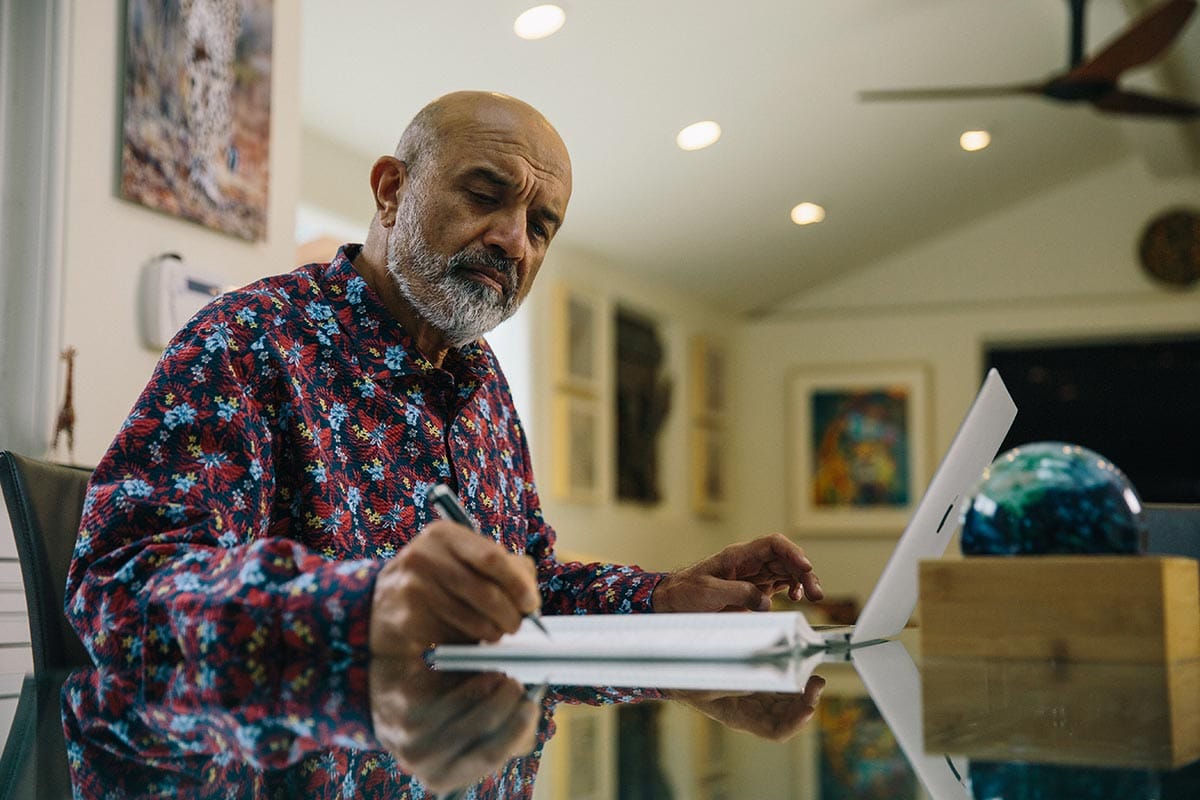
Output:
top-left (547, 704), bottom-right (614, 800)
top-left (789, 364), bottom-right (929, 534)
top-left (553, 394), bottom-right (600, 504)
top-left (690, 336), bottom-right (726, 422)
top-left (693, 713), bottom-right (730, 799)
top-left (554, 284), bottom-right (603, 396)
top-left (691, 425), bottom-right (725, 519)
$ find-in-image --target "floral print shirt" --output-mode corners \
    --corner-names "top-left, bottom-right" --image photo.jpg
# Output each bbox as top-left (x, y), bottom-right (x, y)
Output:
top-left (64, 244), bottom-right (664, 797)
top-left (62, 657), bottom-right (655, 799)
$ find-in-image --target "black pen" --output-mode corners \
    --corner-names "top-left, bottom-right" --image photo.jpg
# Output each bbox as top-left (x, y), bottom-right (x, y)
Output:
top-left (427, 484), bottom-right (551, 637)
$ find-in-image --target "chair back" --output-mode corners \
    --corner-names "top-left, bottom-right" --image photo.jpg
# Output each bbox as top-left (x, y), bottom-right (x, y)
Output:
top-left (0, 451), bottom-right (92, 672)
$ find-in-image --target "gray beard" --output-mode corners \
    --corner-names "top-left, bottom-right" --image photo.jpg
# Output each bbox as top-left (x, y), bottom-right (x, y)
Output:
top-left (385, 202), bottom-right (521, 348)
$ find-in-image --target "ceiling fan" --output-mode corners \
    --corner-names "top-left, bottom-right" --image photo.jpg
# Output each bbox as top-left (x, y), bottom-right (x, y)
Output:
top-left (860, 0), bottom-right (1199, 117)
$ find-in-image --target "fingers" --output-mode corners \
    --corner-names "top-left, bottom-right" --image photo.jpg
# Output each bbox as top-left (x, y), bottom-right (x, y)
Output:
top-left (694, 575), bottom-right (770, 613)
top-left (428, 683), bottom-right (541, 790)
top-left (675, 682), bottom-right (825, 742)
top-left (716, 578), bottom-right (771, 612)
top-left (801, 674), bottom-right (826, 708)
top-left (721, 534), bottom-right (824, 602)
top-left (371, 659), bottom-right (543, 794)
top-left (430, 521), bottom-right (541, 615)
top-left (370, 521), bottom-right (542, 653)
top-left (410, 534), bottom-right (526, 636)
top-left (654, 531), bottom-right (827, 613)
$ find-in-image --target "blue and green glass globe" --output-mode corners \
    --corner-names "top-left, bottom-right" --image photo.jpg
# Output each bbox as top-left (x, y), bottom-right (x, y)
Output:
top-left (960, 442), bottom-right (1145, 555)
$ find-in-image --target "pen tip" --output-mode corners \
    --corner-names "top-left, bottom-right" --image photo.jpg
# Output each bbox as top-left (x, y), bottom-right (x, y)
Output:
top-left (530, 613), bottom-right (551, 638)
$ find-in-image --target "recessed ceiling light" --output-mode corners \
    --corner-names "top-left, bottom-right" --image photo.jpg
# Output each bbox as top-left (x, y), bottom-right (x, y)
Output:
top-left (960, 129), bottom-right (991, 152)
top-left (790, 202), bottom-right (826, 226)
top-left (514, 5), bottom-right (566, 40)
top-left (676, 121), bottom-right (721, 151)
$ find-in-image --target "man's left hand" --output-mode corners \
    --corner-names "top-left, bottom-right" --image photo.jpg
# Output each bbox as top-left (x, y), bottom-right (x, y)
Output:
top-left (671, 674), bottom-right (826, 741)
top-left (652, 533), bottom-right (823, 612)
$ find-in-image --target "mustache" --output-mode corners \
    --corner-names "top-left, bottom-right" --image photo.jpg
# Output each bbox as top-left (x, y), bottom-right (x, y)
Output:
top-left (446, 250), bottom-right (511, 278)
top-left (447, 249), bottom-right (518, 293)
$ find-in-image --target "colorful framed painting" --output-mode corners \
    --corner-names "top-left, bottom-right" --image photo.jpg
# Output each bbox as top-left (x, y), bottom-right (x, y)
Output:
top-left (818, 694), bottom-right (917, 800)
top-left (789, 364), bottom-right (929, 533)
top-left (120, 0), bottom-right (273, 241)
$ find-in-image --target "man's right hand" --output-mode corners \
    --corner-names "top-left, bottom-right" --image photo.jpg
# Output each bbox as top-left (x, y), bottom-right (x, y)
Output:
top-left (369, 520), bottom-right (542, 657)
top-left (370, 657), bottom-right (542, 793)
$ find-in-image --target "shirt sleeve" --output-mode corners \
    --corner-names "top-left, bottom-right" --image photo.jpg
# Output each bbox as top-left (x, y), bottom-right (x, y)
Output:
top-left (502, 409), bottom-right (667, 615)
top-left (62, 658), bottom-right (377, 784)
top-left (64, 296), bottom-right (382, 683)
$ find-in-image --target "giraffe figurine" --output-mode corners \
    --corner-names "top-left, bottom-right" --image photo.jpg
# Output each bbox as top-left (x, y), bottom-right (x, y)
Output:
top-left (52, 347), bottom-right (77, 460)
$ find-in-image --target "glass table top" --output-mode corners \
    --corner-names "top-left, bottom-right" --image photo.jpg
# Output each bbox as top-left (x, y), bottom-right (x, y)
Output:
top-left (3, 633), bottom-right (1197, 799)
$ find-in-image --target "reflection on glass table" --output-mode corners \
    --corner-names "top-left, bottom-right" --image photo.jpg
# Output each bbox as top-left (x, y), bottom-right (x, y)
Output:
top-left (924, 655), bottom-right (1200, 799)
top-left (440, 638), bottom-right (970, 800)
top-left (2, 637), bottom-right (1198, 799)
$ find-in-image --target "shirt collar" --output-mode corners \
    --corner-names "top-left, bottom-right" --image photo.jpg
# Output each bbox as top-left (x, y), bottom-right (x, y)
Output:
top-left (318, 244), bottom-right (497, 395)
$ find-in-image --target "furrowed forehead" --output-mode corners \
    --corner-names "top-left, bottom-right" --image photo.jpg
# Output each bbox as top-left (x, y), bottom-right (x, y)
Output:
top-left (443, 115), bottom-right (570, 180)
top-left (416, 93), bottom-right (572, 217)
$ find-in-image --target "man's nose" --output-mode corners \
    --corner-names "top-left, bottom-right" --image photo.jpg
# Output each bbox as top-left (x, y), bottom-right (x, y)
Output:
top-left (481, 210), bottom-right (528, 261)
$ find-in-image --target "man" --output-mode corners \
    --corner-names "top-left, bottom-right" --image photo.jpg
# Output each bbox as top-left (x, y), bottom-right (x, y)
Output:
top-left (65, 91), bottom-right (822, 794)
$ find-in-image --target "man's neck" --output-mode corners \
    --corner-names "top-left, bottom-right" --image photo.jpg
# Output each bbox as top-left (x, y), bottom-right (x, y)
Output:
top-left (351, 246), bottom-right (452, 368)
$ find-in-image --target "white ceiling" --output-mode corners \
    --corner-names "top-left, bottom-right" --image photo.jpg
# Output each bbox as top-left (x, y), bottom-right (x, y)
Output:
top-left (300, 0), bottom-right (1200, 315)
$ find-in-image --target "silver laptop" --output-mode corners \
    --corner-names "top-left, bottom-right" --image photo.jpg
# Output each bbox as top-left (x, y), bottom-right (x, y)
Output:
top-left (851, 640), bottom-right (972, 799)
top-left (434, 369), bottom-right (1016, 663)
top-left (811, 367), bottom-right (1016, 648)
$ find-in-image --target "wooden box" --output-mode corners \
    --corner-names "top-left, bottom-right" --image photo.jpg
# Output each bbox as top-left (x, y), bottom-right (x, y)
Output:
top-left (919, 556), bottom-right (1200, 663)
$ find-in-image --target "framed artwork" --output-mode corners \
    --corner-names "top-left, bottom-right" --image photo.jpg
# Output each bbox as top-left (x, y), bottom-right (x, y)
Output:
top-left (554, 284), bottom-right (602, 395)
top-left (616, 704), bottom-right (672, 799)
top-left (614, 307), bottom-right (671, 504)
top-left (549, 705), bottom-right (614, 800)
top-left (690, 336), bottom-right (726, 422)
top-left (693, 714), bottom-right (731, 800)
top-left (789, 364), bottom-right (929, 533)
top-left (552, 394), bottom-right (600, 504)
top-left (818, 694), bottom-right (917, 800)
top-left (120, 0), bottom-right (273, 241)
top-left (691, 425), bottom-right (725, 519)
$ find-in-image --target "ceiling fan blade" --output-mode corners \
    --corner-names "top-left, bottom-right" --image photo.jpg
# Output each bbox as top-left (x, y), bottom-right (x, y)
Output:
top-left (1092, 88), bottom-right (1200, 116)
top-left (859, 84), bottom-right (1041, 102)
top-left (1071, 0), bottom-right (1197, 81)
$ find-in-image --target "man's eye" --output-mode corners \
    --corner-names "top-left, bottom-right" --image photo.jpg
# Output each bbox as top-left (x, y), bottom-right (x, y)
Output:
top-left (469, 191), bottom-right (497, 205)
top-left (530, 222), bottom-right (549, 241)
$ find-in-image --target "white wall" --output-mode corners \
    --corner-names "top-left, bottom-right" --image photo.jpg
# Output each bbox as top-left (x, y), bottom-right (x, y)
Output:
top-left (734, 155), bottom-right (1200, 609)
top-left (526, 245), bottom-right (739, 573)
top-left (299, 127), bottom-right (378, 228)
top-left (59, 2), bottom-right (301, 466)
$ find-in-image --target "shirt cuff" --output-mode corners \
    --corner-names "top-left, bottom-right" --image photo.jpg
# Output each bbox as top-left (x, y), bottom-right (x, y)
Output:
top-left (279, 557), bottom-right (383, 660)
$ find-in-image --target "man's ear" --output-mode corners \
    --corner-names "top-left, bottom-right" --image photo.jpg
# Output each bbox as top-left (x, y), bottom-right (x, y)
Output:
top-left (369, 156), bottom-right (408, 228)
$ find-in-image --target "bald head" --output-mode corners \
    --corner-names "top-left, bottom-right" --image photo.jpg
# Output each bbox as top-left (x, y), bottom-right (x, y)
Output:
top-left (395, 91), bottom-right (571, 190)
top-left (357, 90), bottom-right (573, 361)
